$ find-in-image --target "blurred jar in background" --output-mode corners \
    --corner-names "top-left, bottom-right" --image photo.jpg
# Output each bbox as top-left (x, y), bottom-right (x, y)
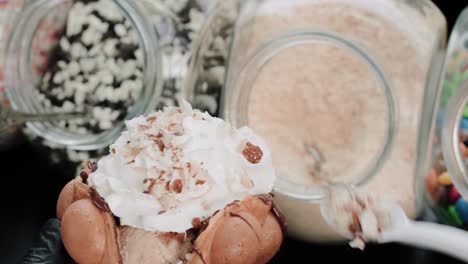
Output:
top-left (187, 0), bottom-right (449, 242)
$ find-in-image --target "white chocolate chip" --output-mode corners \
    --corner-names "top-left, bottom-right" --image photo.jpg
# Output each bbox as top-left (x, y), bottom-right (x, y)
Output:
top-left (60, 38), bottom-right (71, 51)
top-left (114, 24), bottom-right (127, 37)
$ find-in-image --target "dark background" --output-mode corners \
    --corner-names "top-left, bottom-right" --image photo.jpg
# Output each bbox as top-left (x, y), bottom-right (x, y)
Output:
top-left (1, 1), bottom-right (468, 263)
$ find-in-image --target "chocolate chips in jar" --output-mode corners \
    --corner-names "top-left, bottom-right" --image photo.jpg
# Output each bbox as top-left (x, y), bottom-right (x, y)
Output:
top-left (36, 0), bottom-right (144, 134)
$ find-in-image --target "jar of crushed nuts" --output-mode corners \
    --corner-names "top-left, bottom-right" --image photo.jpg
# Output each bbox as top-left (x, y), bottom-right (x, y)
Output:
top-left (3, 0), bottom-right (162, 151)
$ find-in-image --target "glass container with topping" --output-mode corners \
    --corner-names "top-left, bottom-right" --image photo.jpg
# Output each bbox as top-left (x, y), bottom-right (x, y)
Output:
top-left (186, 0), bottom-right (450, 242)
top-left (3, 0), bottom-right (162, 151)
top-left (425, 7), bottom-right (468, 231)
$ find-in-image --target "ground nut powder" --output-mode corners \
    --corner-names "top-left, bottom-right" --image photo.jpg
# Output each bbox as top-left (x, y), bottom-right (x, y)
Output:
top-left (242, 0), bottom-right (441, 240)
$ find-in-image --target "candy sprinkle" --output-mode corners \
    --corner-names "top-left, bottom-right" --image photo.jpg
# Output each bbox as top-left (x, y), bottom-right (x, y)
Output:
top-left (438, 171), bottom-right (453, 186)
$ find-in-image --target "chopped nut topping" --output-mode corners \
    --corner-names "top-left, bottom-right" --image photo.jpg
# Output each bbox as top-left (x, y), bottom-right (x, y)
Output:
top-left (172, 179), bottom-right (183, 193)
top-left (111, 148), bottom-right (116, 154)
top-left (154, 139), bottom-right (165, 152)
top-left (196, 180), bottom-right (206, 185)
top-left (165, 181), bottom-right (170, 191)
top-left (192, 217), bottom-right (201, 229)
top-left (242, 142), bottom-right (263, 164)
top-left (157, 170), bottom-right (166, 180)
top-left (144, 178), bottom-right (157, 194)
top-left (147, 116), bottom-right (157, 123)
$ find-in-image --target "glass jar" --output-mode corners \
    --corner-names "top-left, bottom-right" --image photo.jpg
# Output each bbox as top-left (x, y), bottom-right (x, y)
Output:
top-left (3, 0), bottom-right (162, 151)
top-left (425, 8), bottom-right (468, 229)
top-left (186, 0), bottom-right (448, 242)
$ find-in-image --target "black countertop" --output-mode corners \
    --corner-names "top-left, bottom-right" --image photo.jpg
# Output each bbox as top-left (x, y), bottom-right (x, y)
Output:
top-left (1, 1), bottom-right (468, 263)
top-left (2, 141), bottom-right (465, 264)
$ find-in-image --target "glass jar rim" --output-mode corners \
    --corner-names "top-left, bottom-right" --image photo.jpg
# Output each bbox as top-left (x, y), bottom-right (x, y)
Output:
top-left (442, 80), bottom-right (468, 198)
top-left (4, 0), bottom-right (162, 151)
top-left (221, 30), bottom-right (396, 202)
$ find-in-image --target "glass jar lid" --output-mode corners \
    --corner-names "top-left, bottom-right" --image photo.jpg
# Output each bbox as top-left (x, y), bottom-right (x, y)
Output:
top-left (222, 31), bottom-right (396, 200)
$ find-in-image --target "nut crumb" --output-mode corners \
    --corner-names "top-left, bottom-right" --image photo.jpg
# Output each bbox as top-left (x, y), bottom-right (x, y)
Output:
top-left (172, 179), bottom-right (183, 193)
top-left (144, 178), bottom-right (157, 194)
top-left (155, 139), bottom-right (165, 152)
top-left (196, 180), bottom-right (206, 185)
top-left (242, 142), bottom-right (263, 164)
top-left (165, 181), bottom-right (170, 191)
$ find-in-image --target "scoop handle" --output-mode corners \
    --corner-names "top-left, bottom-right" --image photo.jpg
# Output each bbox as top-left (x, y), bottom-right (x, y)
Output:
top-left (391, 221), bottom-right (468, 261)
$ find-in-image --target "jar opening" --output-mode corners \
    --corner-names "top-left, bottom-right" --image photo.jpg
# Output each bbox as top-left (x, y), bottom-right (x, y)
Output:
top-left (222, 31), bottom-right (396, 201)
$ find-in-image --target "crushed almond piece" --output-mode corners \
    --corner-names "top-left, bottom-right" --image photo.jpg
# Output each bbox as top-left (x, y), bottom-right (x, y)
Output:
top-left (165, 181), bottom-right (170, 191)
top-left (154, 139), bottom-right (165, 152)
top-left (144, 178), bottom-right (157, 194)
top-left (147, 116), bottom-right (157, 123)
top-left (196, 180), bottom-right (206, 185)
top-left (242, 142), bottom-right (263, 164)
top-left (157, 170), bottom-right (166, 180)
top-left (172, 179), bottom-right (183, 193)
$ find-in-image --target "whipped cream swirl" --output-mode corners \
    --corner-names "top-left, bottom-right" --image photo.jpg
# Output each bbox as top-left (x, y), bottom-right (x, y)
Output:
top-left (89, 101), bottom-right (276, 232)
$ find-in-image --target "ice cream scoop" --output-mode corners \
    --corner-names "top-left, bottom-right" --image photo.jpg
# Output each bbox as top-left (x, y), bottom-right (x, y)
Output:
top-left (57, 102), bottom-right (285, 264)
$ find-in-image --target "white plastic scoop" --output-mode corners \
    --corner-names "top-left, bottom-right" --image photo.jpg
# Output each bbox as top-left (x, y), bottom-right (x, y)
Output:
top-left (378, 202), bottom-right (468, 262)
top-left (319, 186), bottom-right (468, 262)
